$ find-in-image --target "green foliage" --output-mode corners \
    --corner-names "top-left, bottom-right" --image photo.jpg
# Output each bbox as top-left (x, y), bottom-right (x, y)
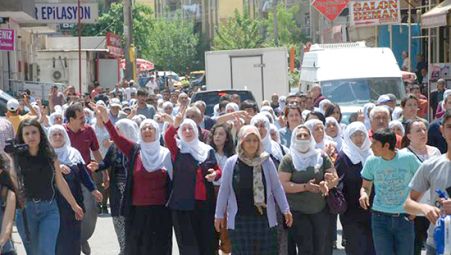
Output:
top-left (146, 14), bottom-right (199, 73)
top-left (264, 4), bottom-right (305, 46)
top-left (213, 9), bottom-right (266, 50)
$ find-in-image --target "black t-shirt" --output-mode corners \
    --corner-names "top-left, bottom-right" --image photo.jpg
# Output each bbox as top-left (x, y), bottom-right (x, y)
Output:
top-left (233, 159), bottom-right (267, 216)
top-left (18, 154), bottom-right (55, 201)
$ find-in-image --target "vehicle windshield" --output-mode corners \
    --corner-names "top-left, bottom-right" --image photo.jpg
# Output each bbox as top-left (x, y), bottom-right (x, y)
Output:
top-left (321, 77), bottom-right (404, 104)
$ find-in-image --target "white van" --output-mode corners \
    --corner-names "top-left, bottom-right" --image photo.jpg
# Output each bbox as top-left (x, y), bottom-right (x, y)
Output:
top-left (300, 41), bottom-right (405, 122)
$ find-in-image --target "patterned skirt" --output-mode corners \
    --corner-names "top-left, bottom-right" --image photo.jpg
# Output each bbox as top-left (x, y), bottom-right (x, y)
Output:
top-left (229, 214), bottom-right (278, 255)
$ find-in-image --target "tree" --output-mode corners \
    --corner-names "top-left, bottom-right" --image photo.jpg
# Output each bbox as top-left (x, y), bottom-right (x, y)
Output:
top-left (213, 9), bottom-right (266, 50)
top-left (264, 4), bottom-right (305, 47)
top-left (146, 14), bottom-right (200, 73)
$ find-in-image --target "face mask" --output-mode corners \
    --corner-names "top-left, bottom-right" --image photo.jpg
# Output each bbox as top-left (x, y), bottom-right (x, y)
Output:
top-left (294, 139), bottom-right (311, 153)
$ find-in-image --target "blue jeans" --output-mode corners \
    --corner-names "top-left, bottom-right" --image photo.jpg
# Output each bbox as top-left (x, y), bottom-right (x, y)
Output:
top-left (16, 200), bottom-right (60, 255)
top-left (371, 211), bottom-right (414, 255)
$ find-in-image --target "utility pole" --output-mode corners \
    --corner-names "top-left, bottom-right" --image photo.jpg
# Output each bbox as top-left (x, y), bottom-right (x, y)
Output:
top-left (273, 0), bottom-right (279, 46)
top-left (123, 0), bottom-right (134, 80)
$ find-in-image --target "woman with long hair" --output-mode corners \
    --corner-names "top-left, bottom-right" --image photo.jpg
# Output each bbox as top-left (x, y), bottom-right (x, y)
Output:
top-left (164, 106), bottom-right (221, 255)
top-left (279, 105), bottom-right (303, 147)
top-left (96, 104), bottom-right (173, 254)
top-left (47, 125), bottom-right (102, 255)
top-left (208, 123), bottom-right (235, 254)
top-left (215, 125), bottom-right (292, 254)
top-left (401, 119), bottom-right (440, 255)
top-left (15, 118), bottom-right (83, 255)
top-left (0, 153), bottom-right (17, 255)
top-left (335, 121), bottom-right (375, 255)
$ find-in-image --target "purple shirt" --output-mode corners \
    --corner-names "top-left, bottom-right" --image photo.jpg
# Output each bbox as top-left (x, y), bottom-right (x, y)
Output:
top-left (215, 155), bottom-right (290, 229)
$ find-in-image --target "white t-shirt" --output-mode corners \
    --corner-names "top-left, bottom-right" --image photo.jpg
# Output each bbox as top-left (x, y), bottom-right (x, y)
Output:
top-left (124, 87), bottom-right (137, 101)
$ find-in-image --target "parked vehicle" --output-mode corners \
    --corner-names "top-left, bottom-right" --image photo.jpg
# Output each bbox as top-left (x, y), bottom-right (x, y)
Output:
top-left (190, 89), bottom-right (256, 116)
top-left (205, 48), bottom-right (289, 104)
top-left (300, 41), bottom-right (405, 123)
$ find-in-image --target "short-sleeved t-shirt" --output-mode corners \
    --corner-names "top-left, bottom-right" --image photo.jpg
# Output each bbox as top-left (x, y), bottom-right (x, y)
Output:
top-left (361, 149), bottom-right (421, 214)
top-left (65, 124), bottom-right (100, 163)
top-left (279, 153), bottom-right (333, 214)
top-left (409, 154), bottom-right (451, 247)
top-left (137, 105), bottom-right (156, 119)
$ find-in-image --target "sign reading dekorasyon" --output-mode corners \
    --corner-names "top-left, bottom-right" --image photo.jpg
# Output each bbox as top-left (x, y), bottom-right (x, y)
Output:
top-left (35, 3), bottom-right (99, 24)
top-left (350, 0), bottom-right (401, 27)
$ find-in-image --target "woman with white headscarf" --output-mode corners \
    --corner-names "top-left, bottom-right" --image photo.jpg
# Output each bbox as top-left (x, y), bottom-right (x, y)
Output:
top-left (96, 105), bottom-right (173, 255)
top-left (389, 120), bottom-right (405, 137)
top-left (164, 107), bottom-right (221, 255)
top-left (363, 103), bottom-right (375, 131)
top-left (304, 119), bottom-right (337, 162)
top-left (318, 99), bottom-right (332, 115)
top-left (225, 102), bottom-right (239, 113)
top-left (251, 114), bottom-right (289, 255)
top-left (215, 125), bottom-right (292, 255)
top-left (325, 117), bottom-right (343, 152)
top-left (47, 125), bottom-right (102, 255)
top-left (335, 121), bottom-right (375, 255)
top-left (94, 118), bottom-right (139, 255)
top-left (279, 124), bottom-right (338, 255)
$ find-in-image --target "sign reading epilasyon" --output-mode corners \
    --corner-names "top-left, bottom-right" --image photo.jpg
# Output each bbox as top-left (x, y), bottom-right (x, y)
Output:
top-left (35, 3), bottom-right (99, 24)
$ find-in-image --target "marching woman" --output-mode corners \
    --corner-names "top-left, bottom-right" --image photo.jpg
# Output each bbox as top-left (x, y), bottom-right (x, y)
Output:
top-left (335, 122), bottom-right (375, 255)
top-left (215, 125), bottom-right (292, 254)
top-left (164, 106), bottom-right (221, 255)
top-left (278, 124), bottom-right (338, 255)
top-left (400, 119), bottom-right (440, 255)
top-left (94, 118), bottom-right (139, 255)
top-left (208, 123), bottom-right (235, 254)
top-left (0, 153), bottom-right (18, 255)
top-left (279, 105), bottom-right (304, 147)
top-left (15, 118), bottom-right (84, 255)
top-left (250, 113), bottom-right (290, 254)
top-left (47, 125), bottom-right (102, 255)
top-left (325, 117), bottom-right (343, 152)
top-left (96, 104), bottom-right (173, 255)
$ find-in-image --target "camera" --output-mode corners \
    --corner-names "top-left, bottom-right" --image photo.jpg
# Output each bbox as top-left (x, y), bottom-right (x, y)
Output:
top-left (4, 139), bottom-right (29, 154)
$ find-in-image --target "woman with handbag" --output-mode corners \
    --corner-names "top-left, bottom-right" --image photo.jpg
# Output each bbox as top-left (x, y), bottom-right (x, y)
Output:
top-left (278, 124), bottom-right (337, 255)
top-left (335, 121), bottom-right (375, 255)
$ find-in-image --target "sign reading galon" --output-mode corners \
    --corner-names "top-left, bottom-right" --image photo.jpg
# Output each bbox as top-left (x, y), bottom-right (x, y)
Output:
top-left (0, 29), bottom-right (15, 51)
top-left (35, 3), bottom-right (98, 24)
top-left (350, 0), bottom-right (401, 27)
top-left (312, 0), bottom-right (350, 21)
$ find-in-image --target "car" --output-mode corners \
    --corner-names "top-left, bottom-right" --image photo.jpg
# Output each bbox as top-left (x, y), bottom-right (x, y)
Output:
top-left (190, 89), bottom-right (256, 116)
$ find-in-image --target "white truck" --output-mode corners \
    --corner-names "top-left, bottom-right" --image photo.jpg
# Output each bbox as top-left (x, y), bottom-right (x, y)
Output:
top-left (205, 48), bottom-right (290, 104)
top-left (300, 41), bottom-right (405, 122)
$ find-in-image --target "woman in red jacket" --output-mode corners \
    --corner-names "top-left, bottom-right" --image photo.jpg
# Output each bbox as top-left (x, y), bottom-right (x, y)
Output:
top-left (95, 104), bottom-right (173, 255)
top-left (164, 106), bottom-right (221, 255)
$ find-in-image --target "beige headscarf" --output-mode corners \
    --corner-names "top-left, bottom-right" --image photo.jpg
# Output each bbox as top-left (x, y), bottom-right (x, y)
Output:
top-left (236, 125), bottom-right (269, 215)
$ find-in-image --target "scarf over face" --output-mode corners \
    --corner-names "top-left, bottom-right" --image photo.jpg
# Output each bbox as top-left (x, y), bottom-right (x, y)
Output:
top-left (236, 125), bottom-right (269, 215)
top-left (290, 125), bottom-right (323, 171)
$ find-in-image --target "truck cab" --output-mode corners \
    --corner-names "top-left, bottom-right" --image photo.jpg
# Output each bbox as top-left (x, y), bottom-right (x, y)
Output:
top-left (300, 42), bottom-right (405, 123)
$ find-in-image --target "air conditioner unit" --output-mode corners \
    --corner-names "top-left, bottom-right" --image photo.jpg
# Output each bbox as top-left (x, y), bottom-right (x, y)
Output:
top-left (51, 68), bottom-right (66, 82)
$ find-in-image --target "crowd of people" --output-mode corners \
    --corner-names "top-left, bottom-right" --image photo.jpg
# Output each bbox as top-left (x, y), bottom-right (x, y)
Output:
top-left (0, 77), bottom-right (449, 255)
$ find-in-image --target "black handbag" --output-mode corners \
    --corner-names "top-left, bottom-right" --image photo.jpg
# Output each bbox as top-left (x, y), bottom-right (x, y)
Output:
top-left (327, 187), bottom-right (347, 214)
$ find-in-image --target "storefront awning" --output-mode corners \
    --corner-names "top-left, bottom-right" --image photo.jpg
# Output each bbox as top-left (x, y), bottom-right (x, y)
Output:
top-left (421, 0), bottom-right (451, 28)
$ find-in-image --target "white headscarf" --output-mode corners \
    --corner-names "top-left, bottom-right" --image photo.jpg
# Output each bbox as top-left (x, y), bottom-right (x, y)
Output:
top-left (342, 121), bottom-right (372, 165)
top-left (139, 119), bottom-right (172, 172)
top-left (319, 99), bottom-right (332, 114)
top-left (304, 119), bottom-right (332, 150)
top-left (251, 114), bottom-right (284, 161)
top-left (115, 119), bottom-right (139, 141)
top-left (225, 102), bottom-right (239, 113)
top-left (48, 125), bottom-right (85, 166)
top-left (177, 119), bottom-right (212, 162)
top-left (269, 124), bottom-right (281, 143)
top-left (363, 103), bottom-right (375, 130)
top-left (389, 120), bottom-right (405, 137)
top-left (325, 117), bottom-right (343, 151)
top-left (49, 111), bottom-right (63, 126)
top-left (290, 125), bottom-right (323, 171)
